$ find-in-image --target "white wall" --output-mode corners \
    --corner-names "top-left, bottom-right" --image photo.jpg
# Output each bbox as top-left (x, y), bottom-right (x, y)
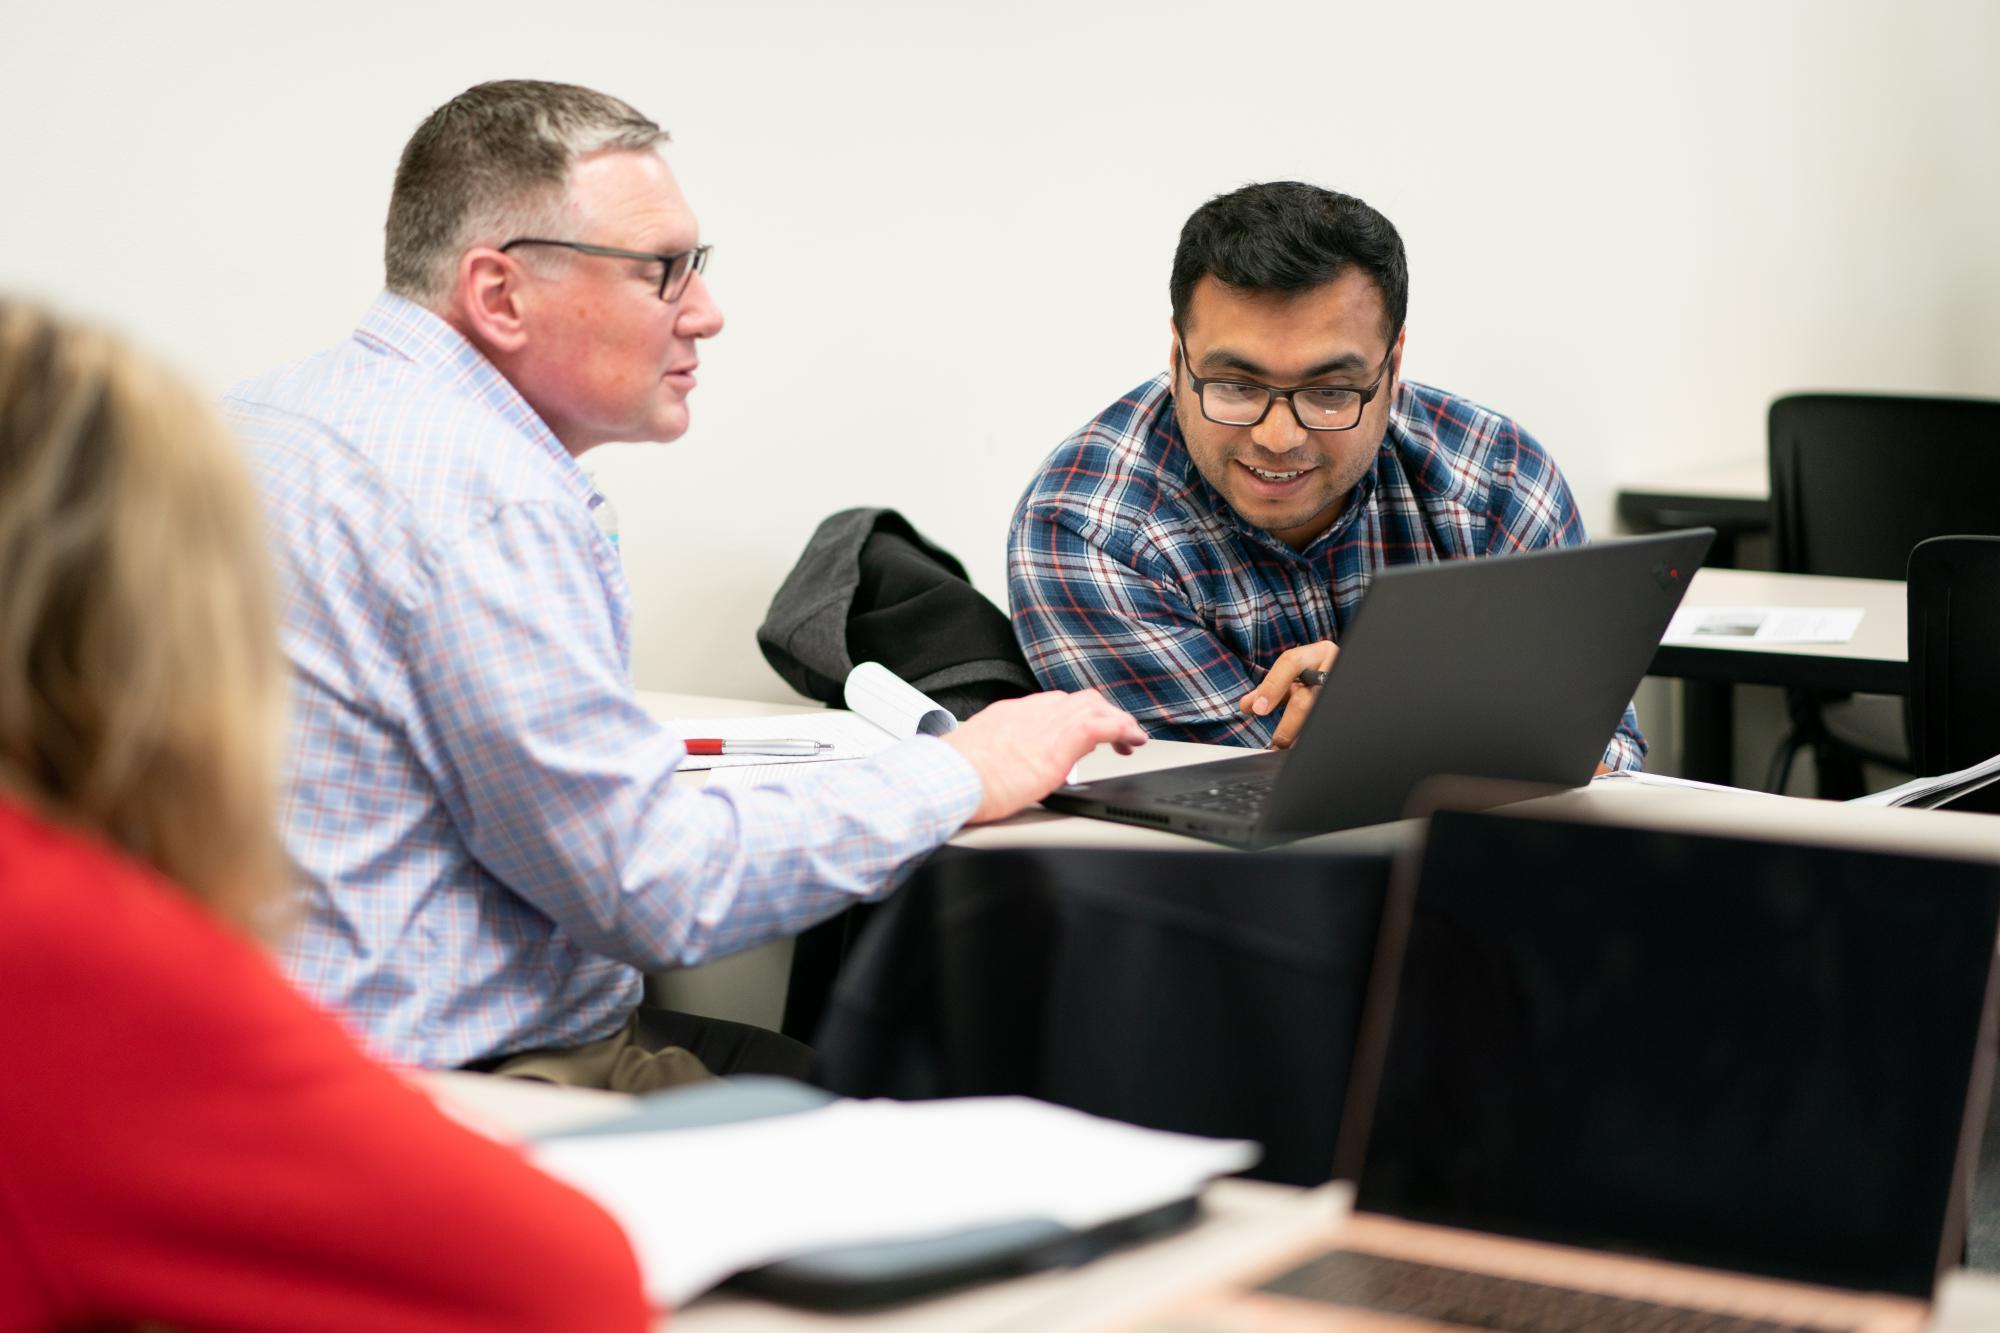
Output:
top-left (6, 1), bottom-right (1997, 703)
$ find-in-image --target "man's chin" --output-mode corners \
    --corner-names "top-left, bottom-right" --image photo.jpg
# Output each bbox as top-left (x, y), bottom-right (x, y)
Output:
top-left (1228, 491), bottom-right (1324, 532)
top-left (1230, 494), bottom-right (1341, 546)
top-left (633, 406), bottom-right (691, 445)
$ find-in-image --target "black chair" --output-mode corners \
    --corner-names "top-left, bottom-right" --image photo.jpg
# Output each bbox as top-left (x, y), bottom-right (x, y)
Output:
top-left (1908, 536), bottom-right (2000, 815)
top-left (813, 844), bottom-right (1392, 1187)
top-left (1765, 393), bottom-right (2000, 797)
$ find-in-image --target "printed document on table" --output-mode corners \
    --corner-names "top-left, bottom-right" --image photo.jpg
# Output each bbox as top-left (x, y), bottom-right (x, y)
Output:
top-left (661, 712), bottom-right (898, 770)
top-left (1662, 605), bottom-right (1864, 645)
top-left (666, 661), bottom-right (957, 771)
top-left (529, 1095), bottom-right (1257, 1307)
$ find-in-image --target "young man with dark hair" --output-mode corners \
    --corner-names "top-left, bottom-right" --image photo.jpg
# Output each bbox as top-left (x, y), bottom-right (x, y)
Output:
top-left (1007, 180), bottom-right (1643, 764)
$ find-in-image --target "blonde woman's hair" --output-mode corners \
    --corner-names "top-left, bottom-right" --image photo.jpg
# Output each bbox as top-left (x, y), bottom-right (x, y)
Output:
top-left (0, 300), bottom-right (284, 931)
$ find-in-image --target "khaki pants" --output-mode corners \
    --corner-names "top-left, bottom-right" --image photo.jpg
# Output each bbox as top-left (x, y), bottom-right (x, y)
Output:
top-left (478, 1003), bottom-right (815, 1094)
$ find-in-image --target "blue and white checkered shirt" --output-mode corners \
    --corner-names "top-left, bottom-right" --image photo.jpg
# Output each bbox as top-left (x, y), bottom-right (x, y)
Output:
top-left (226, 293), bottom-right (980, 1069)
top-left (1008, 373), bottom-right (1645, 769)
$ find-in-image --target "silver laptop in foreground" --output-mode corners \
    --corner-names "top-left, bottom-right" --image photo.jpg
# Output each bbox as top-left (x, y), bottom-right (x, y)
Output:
top-left (1043, 529), bottom-right (1714, 846)
top-left (1137, 808), bottom-right (2000, 1331)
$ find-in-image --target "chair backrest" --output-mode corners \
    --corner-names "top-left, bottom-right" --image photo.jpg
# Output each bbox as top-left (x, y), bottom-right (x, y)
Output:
top-left (1769, 393), bottom-right (2000, 580)
top-left (1908, 537), bottom-right (2000, 804)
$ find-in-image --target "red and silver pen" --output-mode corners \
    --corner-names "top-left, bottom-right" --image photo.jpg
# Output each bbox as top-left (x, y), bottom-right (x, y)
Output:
top-left (683, 738), bottom-right (834, 757)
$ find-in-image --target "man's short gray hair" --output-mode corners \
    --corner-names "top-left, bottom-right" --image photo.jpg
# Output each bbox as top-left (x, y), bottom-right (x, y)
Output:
top-left (384, 79), bottom-right (669, 307)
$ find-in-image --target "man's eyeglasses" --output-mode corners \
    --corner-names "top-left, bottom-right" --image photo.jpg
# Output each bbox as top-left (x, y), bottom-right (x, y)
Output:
top-left (1177, 333), bottom-right (1395, 432)
top-left (500, 238), bottom-right (713, 304)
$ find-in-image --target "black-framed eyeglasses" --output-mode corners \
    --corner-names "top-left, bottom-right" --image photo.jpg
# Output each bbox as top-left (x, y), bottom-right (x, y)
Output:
top-left (1176, 333), bottom-right (1395, 432)
top-left (499, 238), bottom-right (712, 304)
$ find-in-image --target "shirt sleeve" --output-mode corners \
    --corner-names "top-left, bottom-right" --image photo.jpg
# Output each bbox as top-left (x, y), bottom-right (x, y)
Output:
top-left (405, 501), bottom-right (983, 971)
top-left (0, 847), bottom-right (649, 1333)
top-left (1485, 427), bottom-right (1647, 772)
top-left (1009, 503), bottom-right (1276, 748)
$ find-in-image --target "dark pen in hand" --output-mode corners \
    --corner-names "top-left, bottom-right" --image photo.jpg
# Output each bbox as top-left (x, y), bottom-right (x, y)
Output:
top-left (1296, 667), bottom-right (1329, 688)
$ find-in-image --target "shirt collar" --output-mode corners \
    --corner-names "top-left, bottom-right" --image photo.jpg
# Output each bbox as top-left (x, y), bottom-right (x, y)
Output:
top-left (353, 292), bottom-right (603, 512)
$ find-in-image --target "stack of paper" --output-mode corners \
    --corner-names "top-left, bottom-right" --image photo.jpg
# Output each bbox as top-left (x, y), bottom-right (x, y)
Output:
top-left (1848, 750), bottom-right (2000, 810)
top-left (529, 1095), bottom-right (1257, 1307)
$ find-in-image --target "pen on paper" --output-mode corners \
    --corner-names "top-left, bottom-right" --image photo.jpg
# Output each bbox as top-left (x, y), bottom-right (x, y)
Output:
top-left (1296, 667), bottom-right (1329, 688)
top-left (682, 739), bottom-right (834, 757)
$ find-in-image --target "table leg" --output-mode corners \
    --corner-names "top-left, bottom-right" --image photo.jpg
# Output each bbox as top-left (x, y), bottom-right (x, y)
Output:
top-left (1681, 680), bottom-right (1735, 785)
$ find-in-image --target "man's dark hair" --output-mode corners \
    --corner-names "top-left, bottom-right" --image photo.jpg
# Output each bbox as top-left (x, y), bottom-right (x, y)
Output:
top-left (1170, 181), bottom-right (1408, 342)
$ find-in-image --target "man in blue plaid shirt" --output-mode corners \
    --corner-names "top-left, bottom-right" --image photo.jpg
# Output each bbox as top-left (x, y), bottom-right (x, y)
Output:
top-left (1007, 181), bottom-right (1644, 769)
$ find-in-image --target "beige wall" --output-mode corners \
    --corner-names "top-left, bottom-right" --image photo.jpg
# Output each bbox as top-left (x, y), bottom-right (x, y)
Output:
top-left (6, 0), bottom-right (1997, 709)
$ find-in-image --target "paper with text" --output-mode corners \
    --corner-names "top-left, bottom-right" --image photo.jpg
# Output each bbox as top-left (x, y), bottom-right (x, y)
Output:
top-left (667, 663), bottom-right (956, 771)
top-left (1663, 606), bottom-right (1864, 645)
top-left (663, 711), bottom-right (898, 771)
top-left (530, 1095), bottom-right (1256, 1307)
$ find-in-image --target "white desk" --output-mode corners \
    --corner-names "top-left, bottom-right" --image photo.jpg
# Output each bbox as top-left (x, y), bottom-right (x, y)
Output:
top-left (633, 692), bottom-right (1248, 1026)
top-left (1656, 567), bottom-right (1907, 695)
top-left (421, 1071), bottom-right (2000, 1331)
top-left (638, 688), bottom-right (1239, 852)
top-left (1649, 567), bottom-right (1907, 785)
top-left (419, 1071), bottom-right (1329, 1331)
top-left (446, 714), bottom-right (2000, 1328)
top-left (1615, 458), bottom-right (1770, 569)
top-left (1617, 458), bottom-right (1770, 507)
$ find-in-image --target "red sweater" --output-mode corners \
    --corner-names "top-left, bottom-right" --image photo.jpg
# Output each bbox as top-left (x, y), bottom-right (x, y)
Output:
top-left (0, 797), bottom-right (651, 1333)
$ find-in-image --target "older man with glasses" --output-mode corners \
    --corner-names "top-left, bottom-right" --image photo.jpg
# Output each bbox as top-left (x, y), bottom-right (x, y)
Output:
top-left (225, 80), bottom-right (1142, 1087)
top-left (1007, 180), bottom-right (1643, 766)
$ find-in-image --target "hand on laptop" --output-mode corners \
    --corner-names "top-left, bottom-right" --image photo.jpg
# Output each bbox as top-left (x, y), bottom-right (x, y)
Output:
top-left (1241, 641), bottom-right (1338, 750)
top-left (944, 690), bottom-right (1148, 824)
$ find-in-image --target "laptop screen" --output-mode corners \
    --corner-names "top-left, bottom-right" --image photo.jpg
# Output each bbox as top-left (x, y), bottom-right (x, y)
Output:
top-left (1351, 810), bottom-right (2000, 1298)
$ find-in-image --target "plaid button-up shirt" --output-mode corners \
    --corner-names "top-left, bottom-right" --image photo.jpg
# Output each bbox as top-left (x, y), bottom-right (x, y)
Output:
top-left (226, 293), bottom-right (979, 1069)
top-left (1007, 372), bottom-right (1645, 769)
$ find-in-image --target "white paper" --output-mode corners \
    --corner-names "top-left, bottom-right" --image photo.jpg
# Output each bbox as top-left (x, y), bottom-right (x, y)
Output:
top-left (845, 660), bottom-right (958, 737)
top-left (1662, 605), bottom-right (1865, 645)
top-left (662, 711), bottom-right (901, 770)
top-left (1591, 770), bottom-right (1793, 800)
top-left (666, 664), bottom-right (956, 770)
top-left (1848, 749), bottom-right (2000, 808)
top-left (529, 1096), bottom-right (1257, 1308)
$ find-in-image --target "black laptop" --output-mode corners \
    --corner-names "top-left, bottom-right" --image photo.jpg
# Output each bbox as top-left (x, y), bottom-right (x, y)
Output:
top-left (1042, 529), bottom-right (1713, 846)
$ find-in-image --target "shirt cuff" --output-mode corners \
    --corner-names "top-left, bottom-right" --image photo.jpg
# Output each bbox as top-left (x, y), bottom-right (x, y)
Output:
top-left (872, 734), bottom-right (984, 831)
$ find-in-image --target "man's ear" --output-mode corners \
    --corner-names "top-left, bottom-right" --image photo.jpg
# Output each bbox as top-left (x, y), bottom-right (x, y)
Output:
top-left (452, 248), bottom-right (529, 354)
top-left (1166, 318), bottom-right (1181, 380)
top-left (1388, 324), bottom-right (1407, 386)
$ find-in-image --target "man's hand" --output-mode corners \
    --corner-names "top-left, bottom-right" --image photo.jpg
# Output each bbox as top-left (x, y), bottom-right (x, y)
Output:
top-left (943, 690), bottom-right (1147, 824)
top-left (1239, 641), bottom-right (1338, 750)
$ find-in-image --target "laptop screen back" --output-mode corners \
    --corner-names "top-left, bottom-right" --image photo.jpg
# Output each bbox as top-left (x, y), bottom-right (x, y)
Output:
top-left (1351, 811), bottom-right (2000, 1298)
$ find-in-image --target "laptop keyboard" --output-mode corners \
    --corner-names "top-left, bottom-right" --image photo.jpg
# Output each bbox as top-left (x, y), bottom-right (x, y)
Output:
top-left (1155, 774), bottom-right (1277, 817)
top-left (1256, 1248), bottom-right (1856, 1333)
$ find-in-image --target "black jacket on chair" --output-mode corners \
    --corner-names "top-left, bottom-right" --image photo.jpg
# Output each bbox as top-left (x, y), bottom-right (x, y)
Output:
top-left (757, 507), bottom-right (1035, 721)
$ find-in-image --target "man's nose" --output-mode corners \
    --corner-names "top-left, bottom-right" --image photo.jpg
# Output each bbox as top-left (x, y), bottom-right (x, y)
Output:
top-left (1249, 392), bottom-right (1307, 453)
top-left (675, 272), bottom-right (725, 339)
